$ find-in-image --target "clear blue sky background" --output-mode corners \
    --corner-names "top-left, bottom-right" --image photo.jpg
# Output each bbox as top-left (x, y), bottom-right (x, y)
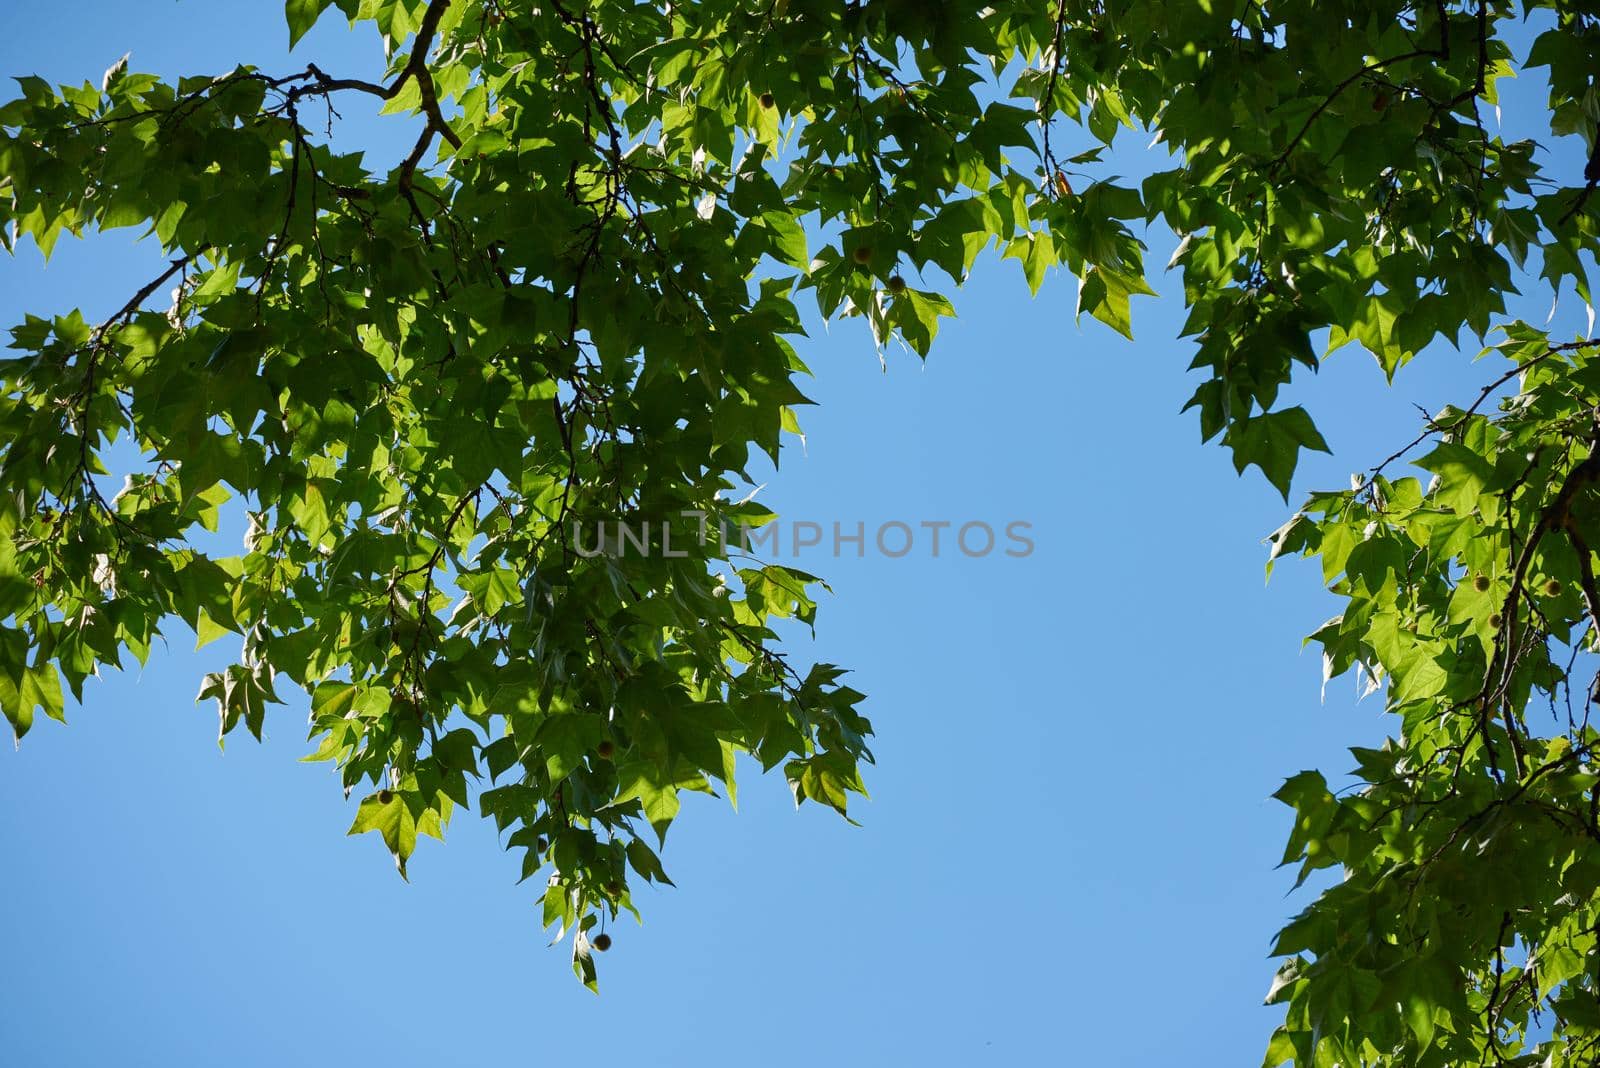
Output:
top-left (1, 7), bottom-right (1586, 1066)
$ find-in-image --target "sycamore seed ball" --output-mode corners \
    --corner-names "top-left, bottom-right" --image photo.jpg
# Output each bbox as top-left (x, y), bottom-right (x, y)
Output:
top-left (592, 933), bottom-right (612, 951)
top-left (1473, 574), bottom-right (1491, 592)
top-left (597, 739), bottom-right (616, 760)
top-left (759, 92), bottom-right (775, 109)
top-left (887, 275), bottom-right (907, 294)
top-left (1545, 579), bottom-right (1563, 597)
top-left (851, 245), bottom-right (873, 265)
top-left (377, 789), bottom-right (394, 805)
top-left (1489, 613), bottom-right (1503, 629)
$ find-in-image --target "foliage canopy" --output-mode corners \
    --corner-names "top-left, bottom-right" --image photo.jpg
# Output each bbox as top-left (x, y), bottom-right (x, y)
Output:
top-left (8, 0), bottom-right (1600, 1060)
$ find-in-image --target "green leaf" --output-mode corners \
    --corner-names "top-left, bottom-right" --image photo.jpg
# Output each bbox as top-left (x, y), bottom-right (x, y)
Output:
top-left (784, 750), bottom-right (866, 819)
top-left (196, 664), bottom-right (281, 744)
top-left (1225, 408), bottom-right (1331, 500)
top-left (347, 782), bottom-right (444, 880)
top-left (0, 648), bottom-right (66, 740)
top-left (1076, 266), bottom-right (1154, 339)
top-left (285, 0), bottom-right (333, 47)
top-left (612, 764), bottom-right (681, 846)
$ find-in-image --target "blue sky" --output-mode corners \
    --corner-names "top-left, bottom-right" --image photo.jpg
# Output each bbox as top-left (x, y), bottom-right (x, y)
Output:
top-left (0, 6), bottom-right (1586, 1066)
